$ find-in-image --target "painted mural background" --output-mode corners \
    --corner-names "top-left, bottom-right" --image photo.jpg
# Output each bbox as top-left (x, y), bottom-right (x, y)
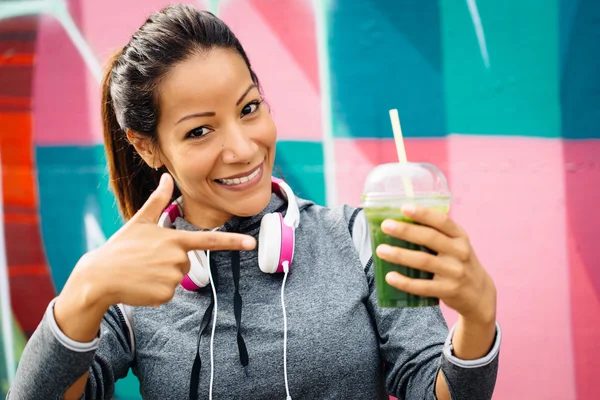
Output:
top-left (1, 0), bottom-right (599, 399)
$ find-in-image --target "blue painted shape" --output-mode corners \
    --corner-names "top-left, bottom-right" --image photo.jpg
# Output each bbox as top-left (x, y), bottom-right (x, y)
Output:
top-left (560, 0), bottom-right (600, 139)
top-left (560, 0), bottom-right (580, 75)
top-left (274, 141), bottom-right (326, 206)
top-left (326, 0), bottom-right (446, 138)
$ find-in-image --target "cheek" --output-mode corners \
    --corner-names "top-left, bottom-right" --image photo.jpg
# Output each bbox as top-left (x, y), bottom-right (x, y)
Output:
top-left (162, 143), bottom-right (216, 184)
top-left (179, 151), bottom-right (215, 180)
top-left (258, 114), bottom-right (277, 145)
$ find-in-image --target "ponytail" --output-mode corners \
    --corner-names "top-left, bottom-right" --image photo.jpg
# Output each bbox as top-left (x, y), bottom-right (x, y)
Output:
top-left (101, 50), bottom-right (170, 221)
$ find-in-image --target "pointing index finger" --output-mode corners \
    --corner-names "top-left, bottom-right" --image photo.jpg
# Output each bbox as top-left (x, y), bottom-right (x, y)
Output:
top-left (173, 230), bottom-right (257, 252)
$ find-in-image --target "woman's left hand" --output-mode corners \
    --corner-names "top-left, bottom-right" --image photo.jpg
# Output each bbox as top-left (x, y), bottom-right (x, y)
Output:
top-left (375, 204), bottom-right (496, 325)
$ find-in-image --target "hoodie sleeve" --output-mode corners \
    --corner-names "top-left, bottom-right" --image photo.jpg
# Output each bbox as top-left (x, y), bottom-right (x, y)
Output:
top-left (8, 298), bottom-right (134, 400)
top-left (349, 208), bottom-right (501, 400)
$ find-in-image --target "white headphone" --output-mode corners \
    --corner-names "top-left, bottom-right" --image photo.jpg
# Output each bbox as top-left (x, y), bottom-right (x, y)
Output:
top-left (157, 177), bottom-right (300, 290)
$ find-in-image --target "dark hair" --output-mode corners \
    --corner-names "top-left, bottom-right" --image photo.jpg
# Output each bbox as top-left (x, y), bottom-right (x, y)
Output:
top-left (101, 4), bottom-right (261, 220)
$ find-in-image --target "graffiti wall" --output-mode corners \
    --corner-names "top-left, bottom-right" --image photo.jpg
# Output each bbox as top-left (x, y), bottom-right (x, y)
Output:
top-left (1, 0), bottom-right (599, 399)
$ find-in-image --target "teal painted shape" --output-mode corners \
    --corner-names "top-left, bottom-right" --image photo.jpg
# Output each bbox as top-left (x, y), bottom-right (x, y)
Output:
top-left (114, 370), bottom-right (142, 400)
top-left (441, 0), bottom-right (561, 137)
top-left (37, 145), bottom-right (137, 399)
top-left (325, 0), bottom-right (446, 138)
top-left (36, 142), bottom-right (324, 283)
top-left (36, 145), bottom-right (122, 292)
top-left (94, 145), bottom-right (125, 234)
top-left (560, 0), bottom-right (600, 139)
top-left (34, 142), bottom-right (322, 400)
top-left (274, 141), bottom-right (326, 206)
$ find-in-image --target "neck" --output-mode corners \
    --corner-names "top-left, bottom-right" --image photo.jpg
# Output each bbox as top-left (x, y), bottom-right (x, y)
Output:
top-left (182, 199), bottom-right (233, 230)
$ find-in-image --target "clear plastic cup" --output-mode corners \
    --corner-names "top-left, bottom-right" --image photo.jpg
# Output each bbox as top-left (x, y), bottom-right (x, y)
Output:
top-left (360, 162), bottom-right (451, 308)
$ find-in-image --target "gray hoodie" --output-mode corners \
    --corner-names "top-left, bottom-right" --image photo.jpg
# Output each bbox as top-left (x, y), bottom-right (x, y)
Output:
top-left (9, 193), bottom-right (500, 399)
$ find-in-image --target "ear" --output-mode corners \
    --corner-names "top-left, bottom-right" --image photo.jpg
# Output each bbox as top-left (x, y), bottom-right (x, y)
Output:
top-left (126, 129), bottom-right (162, 169)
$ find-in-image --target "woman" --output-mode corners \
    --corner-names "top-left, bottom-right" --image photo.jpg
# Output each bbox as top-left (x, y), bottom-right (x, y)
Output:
top-left (10, 4), bottom-right (500, 400)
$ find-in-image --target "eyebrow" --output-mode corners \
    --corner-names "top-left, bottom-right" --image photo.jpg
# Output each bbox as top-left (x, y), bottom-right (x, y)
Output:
top-left (175, 83), bottom-right (258, 125)
top-left (236, 83), bottom-right (257, 106)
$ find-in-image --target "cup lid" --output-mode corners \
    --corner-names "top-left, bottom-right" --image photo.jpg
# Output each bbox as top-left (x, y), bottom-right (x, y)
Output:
top-left (361, 162), bottom-right (451, 204)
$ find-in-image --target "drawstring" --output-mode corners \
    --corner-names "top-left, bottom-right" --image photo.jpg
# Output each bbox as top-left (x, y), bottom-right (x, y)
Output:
top-left (231, 251), bottom-right (250, 375)
top-left (281, 262), bottom-right (292, 400)
top-left (189, 250), bottom-right (292, 400)
top-left (189, 250), bottom-right (217, 400)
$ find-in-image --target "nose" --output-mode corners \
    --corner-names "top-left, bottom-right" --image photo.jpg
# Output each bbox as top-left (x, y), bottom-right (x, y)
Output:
top-left (221, 123), bottom-right (258, 164)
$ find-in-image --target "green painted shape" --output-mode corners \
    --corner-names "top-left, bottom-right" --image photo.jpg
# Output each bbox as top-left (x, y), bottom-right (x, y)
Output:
top-left (275, 141), bottom-right (326, 206)
top-left (0, 310), bottom-right (27, 397)
top-left (441, 0), bottom-right (561, 137)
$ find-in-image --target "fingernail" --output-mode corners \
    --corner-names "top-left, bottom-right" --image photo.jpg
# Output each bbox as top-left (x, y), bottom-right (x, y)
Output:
top-left (377, 244), bottom-right (391, 256)
top-left (243, 237), bottom-right (256, 249)
top-left (402, 204), bottom-right (416, 216)
top-left (385, 272), bottom-right (398, 285)
top-left (381, 220), bottom-right (396, 231)
top-left (159, 173), bottom-right (167, 185)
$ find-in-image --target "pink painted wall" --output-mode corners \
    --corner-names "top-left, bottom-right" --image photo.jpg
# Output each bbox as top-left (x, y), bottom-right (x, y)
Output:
top-left (2, 1), bottom-right (599, 399)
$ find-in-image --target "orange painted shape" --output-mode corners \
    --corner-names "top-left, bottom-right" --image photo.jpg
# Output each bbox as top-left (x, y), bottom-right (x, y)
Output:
top-left (4, 211), bottom-right (38, 224)
top-left (8, 264), bottom-right (48, 277)
top-left (0, 96), bottom-right (31, 109)
top-left (1, 168), bottom-right (36, 208)
top-left (0, 112), bottom-right (33, 166)
top-left (0, 112), bottom-right (35, 207)
top-left (0, 54), bottom-right (34, 66)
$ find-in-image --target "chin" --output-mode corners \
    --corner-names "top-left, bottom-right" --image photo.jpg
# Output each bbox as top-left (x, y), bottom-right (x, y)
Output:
top-left (231, 186), bottom-right (273, 217)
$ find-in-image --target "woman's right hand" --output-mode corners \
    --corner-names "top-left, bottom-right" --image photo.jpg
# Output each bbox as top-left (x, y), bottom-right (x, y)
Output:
top-left (61, 173), bottom-right (256, 312)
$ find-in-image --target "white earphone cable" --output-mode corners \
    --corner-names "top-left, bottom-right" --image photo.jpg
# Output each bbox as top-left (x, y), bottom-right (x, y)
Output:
top-left (281, 261), bottom-right (292, 400)
top-left (206, 250), bottom-right (217, 400)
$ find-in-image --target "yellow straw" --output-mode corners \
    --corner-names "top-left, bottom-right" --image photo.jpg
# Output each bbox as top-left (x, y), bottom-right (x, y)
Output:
top-left (389, 109), bottom-right (414, 197)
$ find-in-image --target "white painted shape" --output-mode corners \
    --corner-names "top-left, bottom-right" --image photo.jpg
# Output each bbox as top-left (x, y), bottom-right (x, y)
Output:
top-left (466, 0), bottom-right (490, 68)
top-left (312, 0), bottom-right (337, 206)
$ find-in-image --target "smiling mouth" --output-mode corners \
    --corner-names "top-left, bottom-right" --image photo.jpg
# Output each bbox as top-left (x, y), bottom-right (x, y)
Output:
top-left (214, 164), bottom-right (262, 186)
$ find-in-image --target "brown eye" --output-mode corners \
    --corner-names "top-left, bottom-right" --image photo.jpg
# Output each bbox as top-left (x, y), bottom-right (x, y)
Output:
top-left (185, 126), bottom-right (212, 139)
top-left (241, 100), bottom-right (261, 117)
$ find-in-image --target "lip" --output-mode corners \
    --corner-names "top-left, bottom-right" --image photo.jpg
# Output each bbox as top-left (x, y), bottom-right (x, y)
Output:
top-left (213, 162), bottom-right (265, 192)
top-left (216, 163), bottom-right (262, 180)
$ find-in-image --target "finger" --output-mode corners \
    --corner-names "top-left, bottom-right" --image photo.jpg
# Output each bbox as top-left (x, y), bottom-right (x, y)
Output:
top-left (375, 245), bottom-right (461, 278)
top-left (174, 230), bottom-right (257, 252)
top-left (401, 204), bottom-right (464, 238)
top-left (131, 173), bottom-right (174, 224)
top-left (385, 272), bottom-right (451, 298)
top-left (380, 219), bottom-right (461, 257)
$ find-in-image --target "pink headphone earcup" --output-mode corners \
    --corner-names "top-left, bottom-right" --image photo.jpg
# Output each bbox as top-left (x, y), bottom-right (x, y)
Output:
top-left (279, 218), bottom-right (294, 273)
top-left (181, 250), bottom-right (209, 290)
top-left (181, 274), bottom-right (200, 291)
top-left (258, 213), bottom-right (282, 274)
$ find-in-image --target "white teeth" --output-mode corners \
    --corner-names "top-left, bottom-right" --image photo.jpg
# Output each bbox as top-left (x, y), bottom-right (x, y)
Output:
top-left (218, 167), bottom-right (260, 185)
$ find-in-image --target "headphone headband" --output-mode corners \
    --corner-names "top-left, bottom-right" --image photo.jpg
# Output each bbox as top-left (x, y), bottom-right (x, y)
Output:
top-left (270, 177), bottom-right (299, 229)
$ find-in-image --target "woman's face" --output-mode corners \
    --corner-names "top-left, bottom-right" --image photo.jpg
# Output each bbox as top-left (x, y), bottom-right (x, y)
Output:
top-left (151, 48), bottom-right (276, 228)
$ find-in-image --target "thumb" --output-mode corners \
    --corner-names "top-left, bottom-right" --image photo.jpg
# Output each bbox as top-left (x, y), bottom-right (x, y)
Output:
top-left (131, 173), bottom-right (175, 224)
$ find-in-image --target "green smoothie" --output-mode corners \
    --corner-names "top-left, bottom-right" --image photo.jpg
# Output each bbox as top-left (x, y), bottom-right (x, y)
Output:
top-left (364, 206), bottom-right (447, 308)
